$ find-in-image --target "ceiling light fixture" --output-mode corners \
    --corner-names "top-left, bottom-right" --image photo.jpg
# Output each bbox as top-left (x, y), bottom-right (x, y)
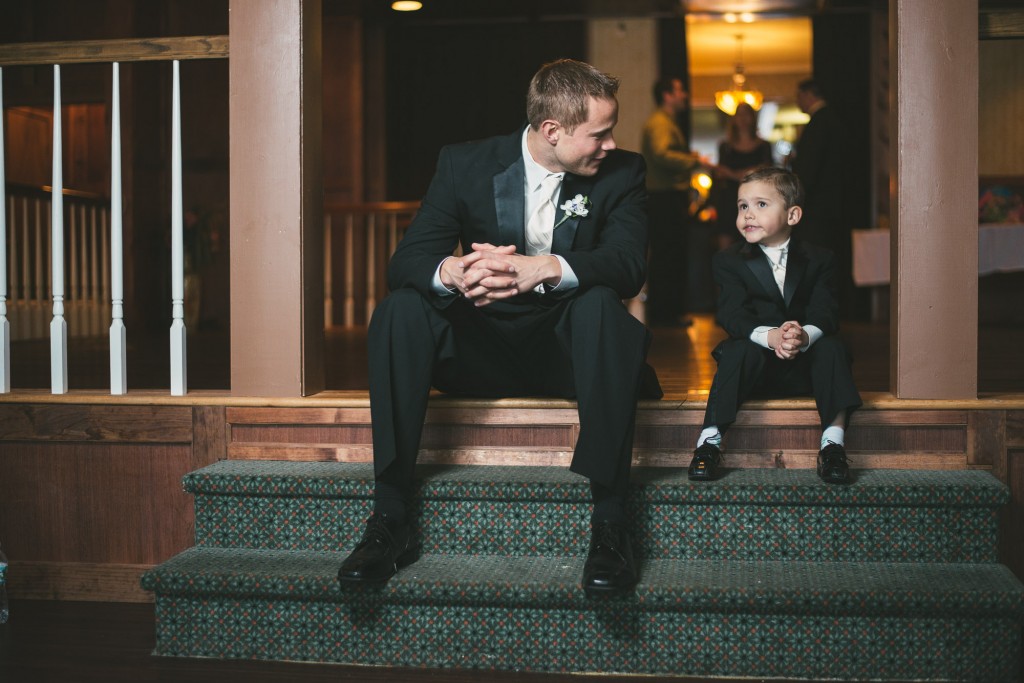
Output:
top-left (714, 34), bottom-right (764, 116)
top-left (391, 1), bottom-right (423, 11)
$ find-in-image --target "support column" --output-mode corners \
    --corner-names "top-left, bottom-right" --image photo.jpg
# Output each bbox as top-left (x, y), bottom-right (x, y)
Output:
top-left (890, 0), bottom-right (977, 398)
top-left (229, 0), bottom-right (324, 396)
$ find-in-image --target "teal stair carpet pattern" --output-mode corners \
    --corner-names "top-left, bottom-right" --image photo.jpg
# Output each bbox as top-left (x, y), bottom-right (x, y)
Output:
top-left (143, 462), bottom-right (1024, 681)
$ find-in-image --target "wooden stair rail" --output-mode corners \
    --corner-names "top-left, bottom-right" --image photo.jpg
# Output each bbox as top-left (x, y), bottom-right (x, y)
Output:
top-left (0, 36), bottom-right (228, 66)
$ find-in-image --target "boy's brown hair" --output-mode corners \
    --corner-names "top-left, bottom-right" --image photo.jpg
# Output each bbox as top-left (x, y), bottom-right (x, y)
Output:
top-left (741, 167), bottom-right (804, 209)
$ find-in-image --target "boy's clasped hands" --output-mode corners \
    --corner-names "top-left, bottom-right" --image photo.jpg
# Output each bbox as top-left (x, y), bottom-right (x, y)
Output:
top-left (767, 321), bottom-right (808, 360)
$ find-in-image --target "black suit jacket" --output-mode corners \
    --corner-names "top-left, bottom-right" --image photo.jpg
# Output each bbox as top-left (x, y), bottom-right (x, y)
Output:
top-left (387, 127), bottom-right (649, 311)
top-left (712, 238), bottom-right (840, 342)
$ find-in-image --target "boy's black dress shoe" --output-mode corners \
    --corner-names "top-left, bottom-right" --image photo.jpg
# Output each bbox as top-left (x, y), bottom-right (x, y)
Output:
top-left (688, 442), bottom-right (722, 481)
top-left (817, 441), bottom-right (851, 484)
top-left (582, 520), bottom-right (637, 596)
top-left (338, 512), bottom-right (417, 585)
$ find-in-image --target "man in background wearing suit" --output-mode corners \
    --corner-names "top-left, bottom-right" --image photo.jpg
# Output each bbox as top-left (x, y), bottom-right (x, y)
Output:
top-left (640, 76), bottom-right (703, 328)
top-left (790, 79), bottom-right (854, 311)
top-left (338, 59), bottom-right (662, 596)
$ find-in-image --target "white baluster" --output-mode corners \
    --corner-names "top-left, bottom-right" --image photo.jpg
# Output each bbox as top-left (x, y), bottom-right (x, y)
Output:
top-left (68, 200), bottom-right (79, 336)
top-left (18, 197), bottom-right (30, 340)
top-left (343, 214), bottom-right (354, 326)
top-left (8, 200), bottom-right (15, 308)
top-left (33, 198), bottom-right (45, 339)
top-left (324, 215), bottom-right (333, 327)
top-left (89, 205), bottom-right (99, 336)
top-left (100, 207), bottom-right (109, 306)
top-left (8, 198), bottom-right (18, 342)
top-left (0, 67), bottom-right (9, 392)
top-left (169, 60), bottom-right (187, 395)
top-left (110, 62), bottom-right (126, 394)
top-left (366, 213), bottom-right (376, 322)
top-left (50, 64), bottom-right (68, 394)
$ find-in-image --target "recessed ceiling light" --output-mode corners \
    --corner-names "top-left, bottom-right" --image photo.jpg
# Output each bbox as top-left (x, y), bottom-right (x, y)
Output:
top-left (391, 1), bottom-right (423, 11)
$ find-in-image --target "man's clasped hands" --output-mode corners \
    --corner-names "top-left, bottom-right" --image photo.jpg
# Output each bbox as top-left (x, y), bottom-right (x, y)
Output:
top-left (440, 242), bottom-right (563, 305)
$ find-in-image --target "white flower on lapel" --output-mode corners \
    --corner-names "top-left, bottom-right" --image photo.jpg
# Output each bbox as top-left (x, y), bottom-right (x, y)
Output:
top-left (554, 194), bottom-right (590, 228)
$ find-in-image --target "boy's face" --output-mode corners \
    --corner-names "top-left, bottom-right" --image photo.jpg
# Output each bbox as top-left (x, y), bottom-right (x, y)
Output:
top-left (735, 179), bottom-right (801, 247)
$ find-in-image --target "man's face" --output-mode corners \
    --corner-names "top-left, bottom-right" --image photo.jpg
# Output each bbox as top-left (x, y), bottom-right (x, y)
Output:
top-left (736, 179), bottom-right (798, 247)
top-left (665, 79), bottom-right (689, 113)
top-left (551, 96), bottom-right (618, 177)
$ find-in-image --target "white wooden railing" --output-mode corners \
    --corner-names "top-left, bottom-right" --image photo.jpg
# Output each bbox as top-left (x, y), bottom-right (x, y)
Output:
top-left (0, 36), bottom-right (228, 395)
top-left (323, 201), bottom-right (420, 327)
top-left (3, 183), bottom-right (110, 343)
top-left (1, 36), bottom-right (427, 393)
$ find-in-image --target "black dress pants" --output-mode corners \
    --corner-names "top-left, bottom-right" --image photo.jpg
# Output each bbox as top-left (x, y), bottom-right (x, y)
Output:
top-left (368, 286), bottom-right (660, 501)
top-left (702, 336), bottom-right (862, 432)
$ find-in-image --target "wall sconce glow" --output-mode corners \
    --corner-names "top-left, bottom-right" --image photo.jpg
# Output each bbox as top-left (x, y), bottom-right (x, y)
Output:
top-left (391, 1), bottom-right (423, 10)
top-left (739, 12), bottom-right (755, 23)
top-left (723, 13), bottom-right (737, 22)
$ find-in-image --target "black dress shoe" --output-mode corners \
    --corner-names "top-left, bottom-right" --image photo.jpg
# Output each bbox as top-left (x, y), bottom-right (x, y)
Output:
top-left (817, 441), bottom-right (851, 485)
top-left (688, 442), bottom-right (722, 481)
top-left (338, 512), bottom-right (417, 585)
top-left (582, 520), bottom-right (637, 596)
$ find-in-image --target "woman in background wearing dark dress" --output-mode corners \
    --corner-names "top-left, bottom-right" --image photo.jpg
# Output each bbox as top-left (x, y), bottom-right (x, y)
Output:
top-left (712, 102), bottom-right (774, 250)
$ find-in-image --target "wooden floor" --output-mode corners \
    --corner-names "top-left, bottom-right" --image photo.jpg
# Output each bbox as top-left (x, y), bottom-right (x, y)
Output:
top-left (0, 600), bottom-right (762, 683)
top-left (10, 312), bottom-right (1024, 397)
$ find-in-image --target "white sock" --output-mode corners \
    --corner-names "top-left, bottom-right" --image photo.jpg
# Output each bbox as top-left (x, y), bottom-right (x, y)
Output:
top-left (821, 426), bottom-right (845, 449)
top-left (698, 427), bottom-right (722, 449)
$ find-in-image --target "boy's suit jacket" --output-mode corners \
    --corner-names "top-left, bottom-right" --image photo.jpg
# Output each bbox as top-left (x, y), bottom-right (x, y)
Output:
top-left (711, 237), bottom-right (840, 343)
top-left (386, 126), bottom-right (649, 312)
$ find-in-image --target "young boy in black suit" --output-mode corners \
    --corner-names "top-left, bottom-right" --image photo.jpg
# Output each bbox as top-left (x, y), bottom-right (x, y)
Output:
top-left (689, 167), bottom-right (861, 484)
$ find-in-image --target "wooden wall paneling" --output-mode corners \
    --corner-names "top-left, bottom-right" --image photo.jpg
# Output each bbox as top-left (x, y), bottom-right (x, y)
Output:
top-left (192, 405), bottom-right (228, 469)
top-left (1007, 409), bottom-right (1024, 447)
top-left (967, 410), bottom-right (1007, 475)
top-left (0, 404), bottom-right (193, 442)
top-left (12, 561), bottom-right (152, 602)
top-left (0, 403), bottom-right (197, 603)
top-left (0, 442), bottom-right (195, 564)
top-left (227, 406), bottom-right (371, 424)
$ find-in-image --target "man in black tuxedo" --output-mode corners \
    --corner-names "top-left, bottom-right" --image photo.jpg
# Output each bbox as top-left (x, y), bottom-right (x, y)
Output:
top-left (790, 79), bottom-right (854, 311)
top-left (338, 59), bottom-right (661, 596)
top-left (688, 167), bottom-right (861, 485)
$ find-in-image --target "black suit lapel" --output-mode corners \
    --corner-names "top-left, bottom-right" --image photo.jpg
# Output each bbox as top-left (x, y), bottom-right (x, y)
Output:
top-left (783, 242), bottom-right (807, 307)
top-left (552, 175), bottom-right (594, 255)
top-left (493, 155), bottom-right (526, 253)
top-left (743, 245), bottom-right (785, 305)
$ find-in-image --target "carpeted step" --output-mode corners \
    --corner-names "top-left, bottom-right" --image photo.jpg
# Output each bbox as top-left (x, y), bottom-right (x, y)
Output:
top-left (142, 546), bottom-right (1024, 681)
top-left (187, 461), bottom-right (1009, 563)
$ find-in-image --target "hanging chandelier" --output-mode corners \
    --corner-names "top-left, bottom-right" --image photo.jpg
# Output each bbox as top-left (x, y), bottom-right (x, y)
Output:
top-left (714, 34), bottom-right (764, 116)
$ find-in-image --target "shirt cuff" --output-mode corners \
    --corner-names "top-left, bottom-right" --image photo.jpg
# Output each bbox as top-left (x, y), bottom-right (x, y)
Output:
top-left (750, 326), bottom-right (775, 349)
top-left (432, 257), bottom-right (458, 296)
top-left (547, 255), bottom-right (578, 292)
top-left (802, 324), bottom-right (823, 350)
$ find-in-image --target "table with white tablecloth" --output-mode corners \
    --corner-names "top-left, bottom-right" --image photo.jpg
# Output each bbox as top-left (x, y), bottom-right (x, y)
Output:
top-left (852, 223), bottom-right (1024, 286)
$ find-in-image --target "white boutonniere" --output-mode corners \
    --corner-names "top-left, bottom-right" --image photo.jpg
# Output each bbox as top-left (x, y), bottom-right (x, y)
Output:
top-left (554, 194), bottom-right (590, 228)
